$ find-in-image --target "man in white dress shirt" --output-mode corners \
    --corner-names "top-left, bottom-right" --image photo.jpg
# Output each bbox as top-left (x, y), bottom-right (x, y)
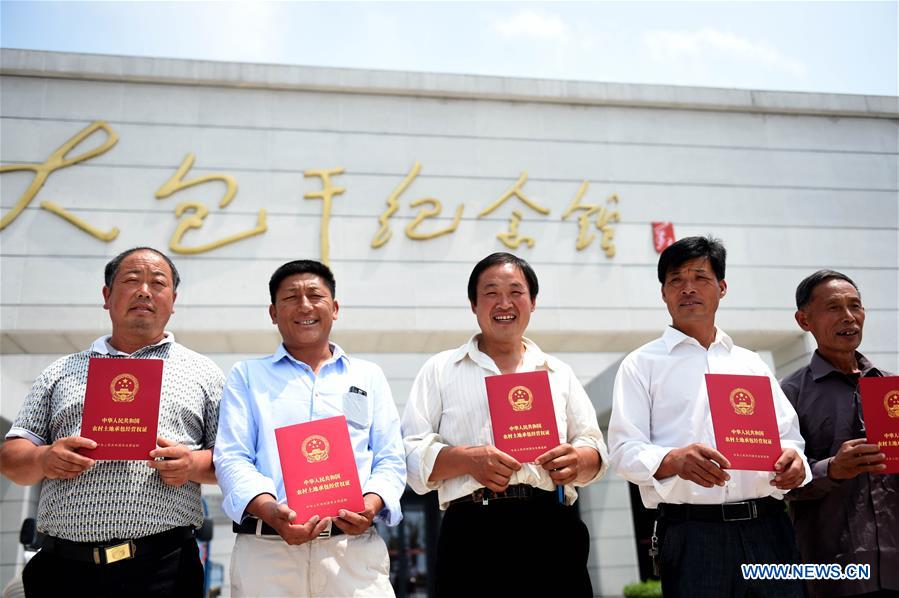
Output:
top-left (402, 252), bottom-right (608, 597)
top-left (608, 236), bottom-right (810, 598)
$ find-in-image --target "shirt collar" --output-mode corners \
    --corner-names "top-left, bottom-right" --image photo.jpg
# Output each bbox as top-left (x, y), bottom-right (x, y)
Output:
top-left (809, 350), bottom-right (879, 381)
top-left (271, 342), bottom-right (348, 369)
top-left (451, 333), bottom-right (559, 372)
top-left (662, 325), bottom-right (733, 353)
top-left (89, 332), bottom-right (174, 356)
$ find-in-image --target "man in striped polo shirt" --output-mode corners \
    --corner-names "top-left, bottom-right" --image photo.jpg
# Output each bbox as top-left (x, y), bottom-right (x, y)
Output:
top-left (0, 247), bottom-right (223, 597)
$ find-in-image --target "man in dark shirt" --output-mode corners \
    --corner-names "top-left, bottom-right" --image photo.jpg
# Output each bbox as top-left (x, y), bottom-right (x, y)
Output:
top-left (781, 270), bottom-right (898, 597)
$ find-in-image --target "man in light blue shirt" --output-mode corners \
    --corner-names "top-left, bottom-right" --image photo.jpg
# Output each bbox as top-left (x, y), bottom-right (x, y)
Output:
top-left (214, 259), bottom-right (405, 597)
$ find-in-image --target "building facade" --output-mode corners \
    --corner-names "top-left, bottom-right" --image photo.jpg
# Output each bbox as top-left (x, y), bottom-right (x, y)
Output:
top-left (1, 49), bottom-right (896, 596)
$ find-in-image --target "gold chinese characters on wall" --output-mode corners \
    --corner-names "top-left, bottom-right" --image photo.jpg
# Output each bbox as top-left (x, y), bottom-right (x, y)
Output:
top-left (1, 121), bottom-right (621, 264)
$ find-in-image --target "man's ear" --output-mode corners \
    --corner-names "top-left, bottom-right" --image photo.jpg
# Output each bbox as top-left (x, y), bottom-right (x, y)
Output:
top-left (269, 304), bottom-right (277, 325)
top-left (795, 309), bottom-right (812, 332)
top-left (332, 299), bottom-right (339, 321)
top-left (470, 300), bottom-right (477, 315)
top-left (102, 286), bottom-right (111, 310)
top-left (718, 279), bottom-right (728, 298)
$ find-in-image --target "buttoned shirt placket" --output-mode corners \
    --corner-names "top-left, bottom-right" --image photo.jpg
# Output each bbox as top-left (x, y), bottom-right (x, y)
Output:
top-left (275, 353), bottom-right (336, 597)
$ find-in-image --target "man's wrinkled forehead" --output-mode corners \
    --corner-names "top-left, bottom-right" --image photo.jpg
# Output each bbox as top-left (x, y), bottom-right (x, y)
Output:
top-left (809, 278), bottom-right (861, 305)
top-left (114, 252), bottom-right (173, 281)
top-left (664, 257), bottom-right (713, 279)
top-left (479, 276), bottom-right (528, 291)
top-left (277, 273), bottom-right (330, 294)
top-left (477, 264), bottom-right (528, 289)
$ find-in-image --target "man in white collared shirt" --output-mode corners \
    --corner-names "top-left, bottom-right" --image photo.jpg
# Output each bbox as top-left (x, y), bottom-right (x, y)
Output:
top-left (402, 252), bottom-right (608, 597)
top-left (608, 236), bottom-right (810, 598)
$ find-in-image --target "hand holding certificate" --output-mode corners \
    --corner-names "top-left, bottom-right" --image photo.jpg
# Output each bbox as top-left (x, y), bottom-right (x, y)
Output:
top-left (275, 415), bottom-right (364, 521)
top-left (80, 357), bottom-right (163, 460)
top-left (706, 374), bottom-right (782, 471)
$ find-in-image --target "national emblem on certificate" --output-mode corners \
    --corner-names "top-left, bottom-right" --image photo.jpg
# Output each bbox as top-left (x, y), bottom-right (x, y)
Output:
top-left (275, 415), bottom-right (365, 520)
top-left (485, 370), bottom-right (561, 462)
top-left (706, 373), bottom-right (782, 471)
top-left (80, 357), bottom-right (163, 460)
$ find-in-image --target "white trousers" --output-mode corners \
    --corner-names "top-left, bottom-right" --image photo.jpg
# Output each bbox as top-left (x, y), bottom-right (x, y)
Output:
top-left (230, 528), bottom-right (394, 598)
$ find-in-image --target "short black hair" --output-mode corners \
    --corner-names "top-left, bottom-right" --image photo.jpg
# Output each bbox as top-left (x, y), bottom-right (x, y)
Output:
top-left (657, 235), bottom-right (726, 284)
top-left (104, 247), bottom-right (181, 290)
top-left (467, 252), bottom-right (539, 305)
top-left (269, 260), bottom-right (336, 304)
top-left (795, 269), bottom-right (859, 310)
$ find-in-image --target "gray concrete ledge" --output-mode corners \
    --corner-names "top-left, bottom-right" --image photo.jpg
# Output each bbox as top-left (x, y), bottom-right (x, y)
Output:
top-left (2, 48), bottom-right (897, 118)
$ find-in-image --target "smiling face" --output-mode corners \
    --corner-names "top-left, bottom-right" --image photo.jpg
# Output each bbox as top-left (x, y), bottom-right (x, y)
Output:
top-left (269, 273), bottom-right (338, 356)
top-left (796, 278), bottom-right (864, 355)
top-left (661, 256), bottom-right (727, 333)
top-left (471, 262), bottom-right (535, 345)
top-left (102, 249), bottom-right (176, 346)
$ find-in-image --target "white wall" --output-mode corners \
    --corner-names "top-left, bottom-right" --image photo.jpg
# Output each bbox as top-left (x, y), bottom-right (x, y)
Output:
top-left (2, 51), bottom-right (896, 366)
top-left (1, 50), bottom-right (896, 596)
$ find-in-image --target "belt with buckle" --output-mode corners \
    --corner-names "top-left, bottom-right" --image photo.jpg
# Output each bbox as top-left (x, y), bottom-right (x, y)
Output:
top-left (447, 484), bottom-right (554, 507)
top-left (41, 526), bottom-right (195, 565)
top-left (658, 497), bottom-right (784, 522)
top-left (232, 518), bottom-right (345, 539)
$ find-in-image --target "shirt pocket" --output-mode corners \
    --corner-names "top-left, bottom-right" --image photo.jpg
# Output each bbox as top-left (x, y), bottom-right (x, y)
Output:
top-left (343, 391), bottom-right (371, 430)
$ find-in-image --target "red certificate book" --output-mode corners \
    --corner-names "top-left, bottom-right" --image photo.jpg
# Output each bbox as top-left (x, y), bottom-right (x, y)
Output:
top-left (485, 370), bottom-right (561, 462)
top-left (80, 357), bottom-right (163, 460)
top-left (859, 376), bottom-right (899, 474)
top-left (275, 415), bottom-right (364, 521)
top-left (706, 374), bottom-right (782, 471)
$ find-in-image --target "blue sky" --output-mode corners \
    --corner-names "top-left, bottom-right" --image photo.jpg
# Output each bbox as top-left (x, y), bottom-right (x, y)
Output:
top-left (1, 1), bottom-right (896, 96)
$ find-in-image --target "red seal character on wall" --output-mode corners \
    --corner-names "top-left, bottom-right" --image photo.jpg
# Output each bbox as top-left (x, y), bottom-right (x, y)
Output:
top-left (651, 222), bottom-right (676, 253)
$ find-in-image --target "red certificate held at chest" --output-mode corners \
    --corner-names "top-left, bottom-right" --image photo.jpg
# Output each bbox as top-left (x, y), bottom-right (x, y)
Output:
top-left (80, 357), bottom-right (163, 460)
top-left (859, 376), bottom-right (899, 474)
top-left (485, 370), bottom-right (561, 463)
top-left (275, 416), bottom-right (364, 521)
top-left (706, 374), bottom-right (782, 471)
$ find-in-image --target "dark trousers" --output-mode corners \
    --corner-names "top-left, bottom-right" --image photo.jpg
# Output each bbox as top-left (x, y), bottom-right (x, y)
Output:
top-left (659, 510), bottom-right (805, 598)
top-left (435, 492), bottom-right (592, 598)
top-left (22, 533), bottom-right (203, 598)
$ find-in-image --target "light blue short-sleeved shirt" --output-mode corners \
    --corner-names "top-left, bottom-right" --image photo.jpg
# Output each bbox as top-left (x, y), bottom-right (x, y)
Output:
top-left (214, 343), bottom-right (406, 526)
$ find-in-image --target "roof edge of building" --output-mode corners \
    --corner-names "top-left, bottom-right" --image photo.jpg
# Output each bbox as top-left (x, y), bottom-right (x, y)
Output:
top-left (2, 48), bottom-right (898, 118)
